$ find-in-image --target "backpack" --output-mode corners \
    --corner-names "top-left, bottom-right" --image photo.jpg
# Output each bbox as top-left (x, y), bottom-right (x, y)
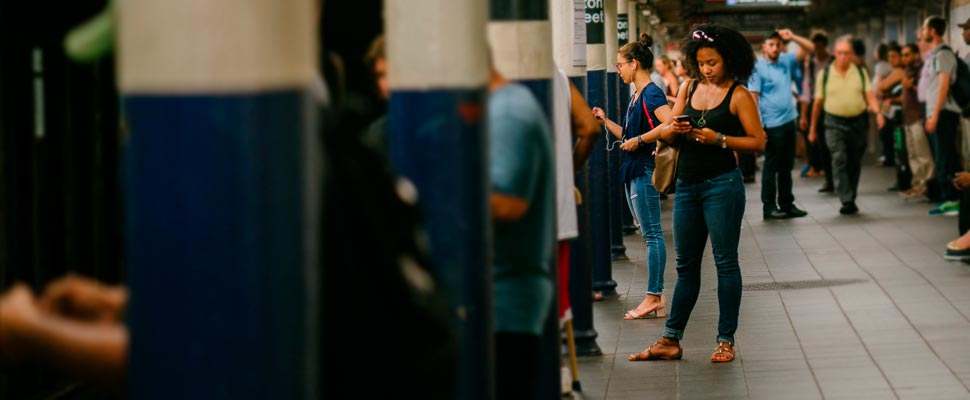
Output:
top-left (936, 45), bottom-right (970, 117)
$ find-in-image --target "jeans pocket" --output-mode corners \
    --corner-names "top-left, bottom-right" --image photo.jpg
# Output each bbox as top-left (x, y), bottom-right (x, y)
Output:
top-left (706, 171), bottom-right (736, 185)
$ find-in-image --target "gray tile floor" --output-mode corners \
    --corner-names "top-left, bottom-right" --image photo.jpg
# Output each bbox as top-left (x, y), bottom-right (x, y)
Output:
top-left (574, 163), bottom-right (970, 400)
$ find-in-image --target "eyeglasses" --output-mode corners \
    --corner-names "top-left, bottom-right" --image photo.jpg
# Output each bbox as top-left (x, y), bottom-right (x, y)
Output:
top-left (615, 60), bottom-right (634, 70)
top-left (692, 30), bottom-right (714, 43)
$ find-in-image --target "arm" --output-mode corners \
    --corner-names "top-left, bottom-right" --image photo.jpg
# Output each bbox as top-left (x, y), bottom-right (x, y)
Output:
top-left (592, 107), bottom-right (623, 139)
top-left (619, 105), bottom-right (672, 152)
top-left (491, 194), bottom-right (529, 221)
top-left (877, 69), bottom-right (903, 92)
top-left (683, 85), bottom-right (767, 151)
top-left (0, 284), bottom-right (127, 388)
top-left (40, 274), bottom-right (127, 323)
top-left (778, 29), bottom-right (815, 62)
top-left (809, 97), bottom-right (824, 143)
top-left (928, 71), bottom-right (952, 133)
top-left (723, 86), bottom-right (767, 152)
top-left (570, 82), bottom-right (601, 170)
top-left (659, 79), bottom-right (693, 144)
top-left (799, 100), bottom-right (810, 131)
top-left (867, 89), bottom-right (885, 129)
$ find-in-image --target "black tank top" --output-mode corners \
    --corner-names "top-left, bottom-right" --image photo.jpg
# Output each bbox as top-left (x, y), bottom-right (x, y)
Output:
top-left (678, 81), bottom-right (743, 183)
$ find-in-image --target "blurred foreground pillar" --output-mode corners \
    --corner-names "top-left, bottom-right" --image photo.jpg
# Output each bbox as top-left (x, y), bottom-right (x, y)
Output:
top-left (386, 1), bottom-right (493, 399)
top-left (119, 1), bottom-right (318, 398)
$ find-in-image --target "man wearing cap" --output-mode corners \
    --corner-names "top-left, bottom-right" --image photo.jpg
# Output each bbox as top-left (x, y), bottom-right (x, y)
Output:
top-left (749, 29), bottom-right (814, 219)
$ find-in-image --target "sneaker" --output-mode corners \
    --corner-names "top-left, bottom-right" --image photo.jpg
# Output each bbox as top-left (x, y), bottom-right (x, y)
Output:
top-left (944, 243), bottom-right (970, 261)
top-left (782, 205), bottom-right (808, 218)
top-left (929, 201), bottom-right (959, 216)
top-left (839, 202), bottom-right (859, 215)
top-left (764, 209), bottom-right (789, 220)
top-left (800, 165), bottom-right (810, 177)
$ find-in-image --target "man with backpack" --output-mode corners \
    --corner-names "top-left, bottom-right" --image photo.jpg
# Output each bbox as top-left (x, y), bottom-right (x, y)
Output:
top-left (920, 15), bottom-right (963, 216)
top-left (809, 36), bottom-right (883, 215)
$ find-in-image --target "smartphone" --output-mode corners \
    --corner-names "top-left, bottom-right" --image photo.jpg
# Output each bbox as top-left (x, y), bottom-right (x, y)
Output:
top-left (674, 115), bottom-right (694, 127)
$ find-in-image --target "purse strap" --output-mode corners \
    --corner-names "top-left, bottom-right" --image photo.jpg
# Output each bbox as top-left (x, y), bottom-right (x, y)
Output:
top-left (640, 95), bottom-right (656, 130)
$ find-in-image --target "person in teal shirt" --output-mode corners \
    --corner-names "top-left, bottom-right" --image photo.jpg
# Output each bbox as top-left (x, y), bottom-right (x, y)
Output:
top-left (487, 66), bottom-right (554, 397)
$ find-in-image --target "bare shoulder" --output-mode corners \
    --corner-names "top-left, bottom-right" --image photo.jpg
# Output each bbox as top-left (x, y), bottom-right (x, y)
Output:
top-left (730, 84), bottom-right (755, 110)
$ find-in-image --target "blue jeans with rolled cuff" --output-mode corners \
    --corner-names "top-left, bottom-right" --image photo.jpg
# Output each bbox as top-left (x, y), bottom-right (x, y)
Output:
top-left (663, 168), bottom-right (745, 345)
top-left (625, 166), bottom-right (666, 296)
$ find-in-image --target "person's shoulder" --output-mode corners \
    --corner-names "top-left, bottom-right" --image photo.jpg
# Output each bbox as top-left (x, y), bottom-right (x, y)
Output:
top-left (493, 83), bottom-right (548, 131)
top-left (493, 83), bottom-right (539, 113)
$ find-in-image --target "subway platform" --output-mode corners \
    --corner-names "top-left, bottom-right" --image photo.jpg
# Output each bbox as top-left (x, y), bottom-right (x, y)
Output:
top-left (574, 163), bottom-right (970, 399)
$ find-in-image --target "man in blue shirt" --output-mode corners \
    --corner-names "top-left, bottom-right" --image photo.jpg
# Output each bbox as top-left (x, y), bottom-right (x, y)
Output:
top-left (750, 29), bottom-right (815, 219)
top-left (488, 66), bottom-right (555, 397)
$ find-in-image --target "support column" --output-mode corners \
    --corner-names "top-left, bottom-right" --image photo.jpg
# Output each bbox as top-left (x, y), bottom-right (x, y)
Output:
top-left (386, 1), bottom-right (492, 399)
top-left (605, 0), bottom-right (628, 262)
top-left (119, 1), bottom-right (316, 398)
top-left (554, 0), bottom-right (601, 357)
top-left (587, 0), bottom-right (617, 298)
top-left (618, 0), bottom-right (637, 235)
top-left (489, 1), bottom-right (558, 397)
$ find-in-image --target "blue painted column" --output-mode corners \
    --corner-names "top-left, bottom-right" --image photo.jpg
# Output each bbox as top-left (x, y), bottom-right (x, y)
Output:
top-left (554, 0), bottom-right (600, 357)
top-left (617, 0), bottom-right (637, 235)
top-left (119, 1), bottom-right (316, 399)
top-left (605, 0), bottom-right (628, 262)
top-left (489, 1), bottom-right (556, 397)
top-left (386, 1), bottom-right (491, 399)
top-left (586, 0), bottom-right (616, 298)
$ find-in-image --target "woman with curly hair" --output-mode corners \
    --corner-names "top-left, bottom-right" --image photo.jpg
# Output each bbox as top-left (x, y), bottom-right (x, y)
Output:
top-left (628, 24), bottom-right (766, 363)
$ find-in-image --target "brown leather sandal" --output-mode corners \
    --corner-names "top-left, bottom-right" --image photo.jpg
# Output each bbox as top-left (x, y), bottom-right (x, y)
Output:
top-left (710, 341), bottom-right (735, 363)
top-left (628, 338), bottom-right (683, 361)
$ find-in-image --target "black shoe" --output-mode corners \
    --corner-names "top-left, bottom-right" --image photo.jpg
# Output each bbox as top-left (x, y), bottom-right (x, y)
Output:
top-left (764, 209), bottom-right (789, 220)
top-left (839, 202), bottom-right (859, 215)
top-left (782, 206), bottom-right (808, 218)
top-left (818, 184), bottom-right (834, 193)
top-left (887, 186), bottom-right (899, 192)
top-left (743, 176), bottom-right (755, 184)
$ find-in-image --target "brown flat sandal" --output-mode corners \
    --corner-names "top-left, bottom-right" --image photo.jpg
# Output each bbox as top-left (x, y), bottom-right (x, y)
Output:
top-left (629, 340), bottom-right (683, 361)
top-left (710, 342), bottom-right (735, 363)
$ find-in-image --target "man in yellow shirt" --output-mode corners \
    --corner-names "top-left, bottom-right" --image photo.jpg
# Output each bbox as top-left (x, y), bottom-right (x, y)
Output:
top-left (809, 36), bottom-right (883, 215)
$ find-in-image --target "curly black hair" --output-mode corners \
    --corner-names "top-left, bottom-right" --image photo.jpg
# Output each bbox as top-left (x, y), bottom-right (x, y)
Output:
top-left (681, 24), bottom-right (755, 85)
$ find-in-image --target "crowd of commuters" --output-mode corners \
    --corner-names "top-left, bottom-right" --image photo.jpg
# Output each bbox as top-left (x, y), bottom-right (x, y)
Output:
top-left (5, 12), bottom-right (970, 399)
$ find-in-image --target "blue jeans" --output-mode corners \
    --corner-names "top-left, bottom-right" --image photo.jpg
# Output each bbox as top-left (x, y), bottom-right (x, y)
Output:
top-left (664, 168), bottom-right (745, 345)
top-left (625, 167), bottom-right (665, 295)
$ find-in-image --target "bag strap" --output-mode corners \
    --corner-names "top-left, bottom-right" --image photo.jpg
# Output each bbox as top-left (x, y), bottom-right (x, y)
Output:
top-left (640, 94), bottom-right (656, 130)
top-left (823, 63), bottom-right (867, 103)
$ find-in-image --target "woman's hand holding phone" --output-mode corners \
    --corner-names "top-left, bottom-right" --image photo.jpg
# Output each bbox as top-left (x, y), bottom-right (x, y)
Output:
top-left (671, 115), bottom-right (693, 135)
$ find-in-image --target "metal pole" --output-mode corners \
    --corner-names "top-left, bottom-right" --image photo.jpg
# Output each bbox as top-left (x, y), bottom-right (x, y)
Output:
top-left (586, 0), bottom-right (616, 298)
top-left (119, 1), bottom-right (316, 398)
top-left (605, 0), bottom-right (628, 263)
top-left (489, 1), bottom-right (557, 397)
top-left (386, 1), bottom-right (492, 399)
